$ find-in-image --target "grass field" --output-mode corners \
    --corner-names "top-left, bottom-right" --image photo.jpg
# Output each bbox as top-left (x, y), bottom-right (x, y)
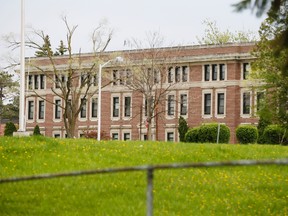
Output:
top-left (1, 136), bottom-right (288, 215)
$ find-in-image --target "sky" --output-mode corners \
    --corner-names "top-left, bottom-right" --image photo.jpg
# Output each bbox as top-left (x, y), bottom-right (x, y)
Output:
top-left (0, 0), bottom-right (266, 69)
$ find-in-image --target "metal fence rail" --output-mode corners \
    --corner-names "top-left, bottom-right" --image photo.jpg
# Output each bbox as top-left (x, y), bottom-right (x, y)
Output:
top-left (1, 158), bottom-right (288, 216)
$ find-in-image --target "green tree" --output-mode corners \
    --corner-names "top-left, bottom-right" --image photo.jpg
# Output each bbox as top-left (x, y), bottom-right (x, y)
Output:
top-left (54, 40), bottom-right (68, 56)
top-left (0, 71), bottom-right (19, 125)
top-left (178, 116), bottom-right (188, 142)
top-left (35, 35), bottom-right (54, 57)
top-left (234, 0), bottom-right (288, 130)
top-left (196, 19), bottom-right (257, 45)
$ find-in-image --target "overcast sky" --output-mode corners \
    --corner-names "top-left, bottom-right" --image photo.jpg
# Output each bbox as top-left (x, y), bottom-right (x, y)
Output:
top-left (0, 0), bottom-right (266, 68)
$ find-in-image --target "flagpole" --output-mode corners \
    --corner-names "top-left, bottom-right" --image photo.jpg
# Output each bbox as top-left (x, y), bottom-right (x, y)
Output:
top-left (18, 0), bottom-right (25, 132)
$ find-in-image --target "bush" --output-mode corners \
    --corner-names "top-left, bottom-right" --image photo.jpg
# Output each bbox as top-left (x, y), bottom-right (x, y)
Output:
top-left (178, 116), bottom-right (189, 142)
top-left (263, 125), bottom-right (288, 145)
top-left (4, 122), bottom-right (17, 136)
top-left (185, 127), bottom-right (200, 143)
top-left (236, 125), bottom-right (258, 144)
top-left (257, 116), bottom-right (271, 144)
top-left (198, 123), bottom-right (230, 144)
top-left (33, 125), bottom-right (41, 136)
top-left (185, 124), bottom-right (230, 144)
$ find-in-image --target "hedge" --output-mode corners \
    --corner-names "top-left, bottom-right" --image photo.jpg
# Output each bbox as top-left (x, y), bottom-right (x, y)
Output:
top-left (263, 125), bottom-right (288, 145)
top-left (185, 123), bottom-right (230, 144)
top-left (236, 125), bottom-right (258, 144)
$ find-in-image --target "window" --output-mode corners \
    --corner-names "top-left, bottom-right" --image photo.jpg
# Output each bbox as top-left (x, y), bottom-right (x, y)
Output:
top-left (55, 75), bottom-right (66, 88)
top-left (112, 133), bottom-right (119, 140)
top-left (34, 75), bottom-right (39, 89)
top-left (167, 95), bottom-right (175, 116)
top-left (38, 100), bottom-right (45, 120)
top-left (212, 64), bottom-right (217, 81)
top-left (54, 133), bottom-right (61, 138)
top-left (91, 98), bottom-right (98, 118)
top-left (55, 99), bottom-right (61, 119)
top-left (28, 101), bottom-right (34, 120)
top-left (124, 133), bottom-right (131, 141)
top-left (28, 75), bottom-right (33, 89)
top-left (217, 93), bottom-right (225, 115)
top-left (243, 63), bottom-right (250, 80)
top-left (40, 75), bottom-right (45, 89)
top-left (175, 67), bottom-right (181, 82)
top-left (219, 64), bottom-right (225, 80)
top-left (124, 96), bottom-right (131, 117)
top-left (93, 74), bottom-right (98, 86)
top-left (80, 98), bottom-right (87, 118)
top-left (182, 66), bottom-right (188, 82)
top-left (180, 94), bottom-right (187, 116)
top-left (153, 69), bottom-right (160, 84)
top-left (113, 70), bottom-right (118, 85)
top-left (126, 69), bottom-right (132, 85)
top-left (204, 64), bottom-right (226, 81)
top-left (80, 73), bottom-right (87, 86)
top-left (167, 132), bottom-right (174, 142)
top-left (204, 65), bottom-right (210, 81)
top-left (243, 92), bottom-right (251, 114)
top-left (168, 67), bottom-right (173, 83)
top-left (119, 71), bottom-right (125, 85)
top-left (204, 93), bottom-right (211, 115)
top-left (113, 97), bottom-right (120, 117)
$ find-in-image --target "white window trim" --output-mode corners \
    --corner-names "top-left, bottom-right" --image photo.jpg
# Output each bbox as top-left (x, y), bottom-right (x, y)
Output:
top-left (178, 91), bottom-right (188, 118)
top-left (241, 62), bottom-right (251, 80)
top-left (122, 93), bottom-right (132, 120)
top-left (111, 130), bottom-right (120, 140)
top-left (166, 92), bottom-right (176, 119)
top-left (79, 98), bottom-right (88, 122)
top-left (52, 131), bottom-right (62, 138)
top-left (111, 93), bottom-right (121, 121)
top-left (202, 89), bottom-right (213, 118)
top-left (215, 89), bottom-right (226, 118)
top-left (122, 129), bottom-right (132, 141)
top-left (36, 97), bottom-right (46, 123)
top-left (202, 64), bottom-right (226, 82)
top-left (181, 65), bottom-right (189, 82)
top-left (165, 128), bottom-right (176, 142)
top-left (240, 88), bottom-right (252, 118)
top-left (53, 97), bottom-right (62, 122)
top-left (90, 97), bottom-right (98, 121)
top-left (26, 98), bottom-right (35, 123)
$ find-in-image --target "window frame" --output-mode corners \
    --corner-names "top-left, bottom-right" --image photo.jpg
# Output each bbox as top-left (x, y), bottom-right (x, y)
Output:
top-left (54, 98), bottom-right (62, 121)
top-left (202, 89), bottom-right (213, 118)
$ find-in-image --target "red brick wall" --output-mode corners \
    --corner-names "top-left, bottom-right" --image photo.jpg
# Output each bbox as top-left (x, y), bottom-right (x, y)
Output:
top-left (25, 43), bottom-right (258, 143)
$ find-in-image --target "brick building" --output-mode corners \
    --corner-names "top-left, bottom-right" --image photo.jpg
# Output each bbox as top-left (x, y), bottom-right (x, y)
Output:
top-left (25, 42), bottom-right (260, 143)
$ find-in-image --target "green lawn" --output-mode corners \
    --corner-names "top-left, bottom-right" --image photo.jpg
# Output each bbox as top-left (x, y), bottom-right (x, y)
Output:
top-left (0, 136), bottom-right (288, 215)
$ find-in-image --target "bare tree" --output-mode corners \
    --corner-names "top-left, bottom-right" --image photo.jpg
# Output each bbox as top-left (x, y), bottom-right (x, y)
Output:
top-left (12, 17), bottom-right (113, 138)
top-left (122, 32), bottom-right (180, 140)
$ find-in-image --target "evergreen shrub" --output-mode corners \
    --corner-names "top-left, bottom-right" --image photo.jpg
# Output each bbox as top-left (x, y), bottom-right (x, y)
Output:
top-left (33, 125), bottom-right (41, 136)
top-left (4, 122), bottom-right (17, 136)
top-left (178, 116), bottom-right (189, 142)
top-left (236, 125), bottom-right (258, 144)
